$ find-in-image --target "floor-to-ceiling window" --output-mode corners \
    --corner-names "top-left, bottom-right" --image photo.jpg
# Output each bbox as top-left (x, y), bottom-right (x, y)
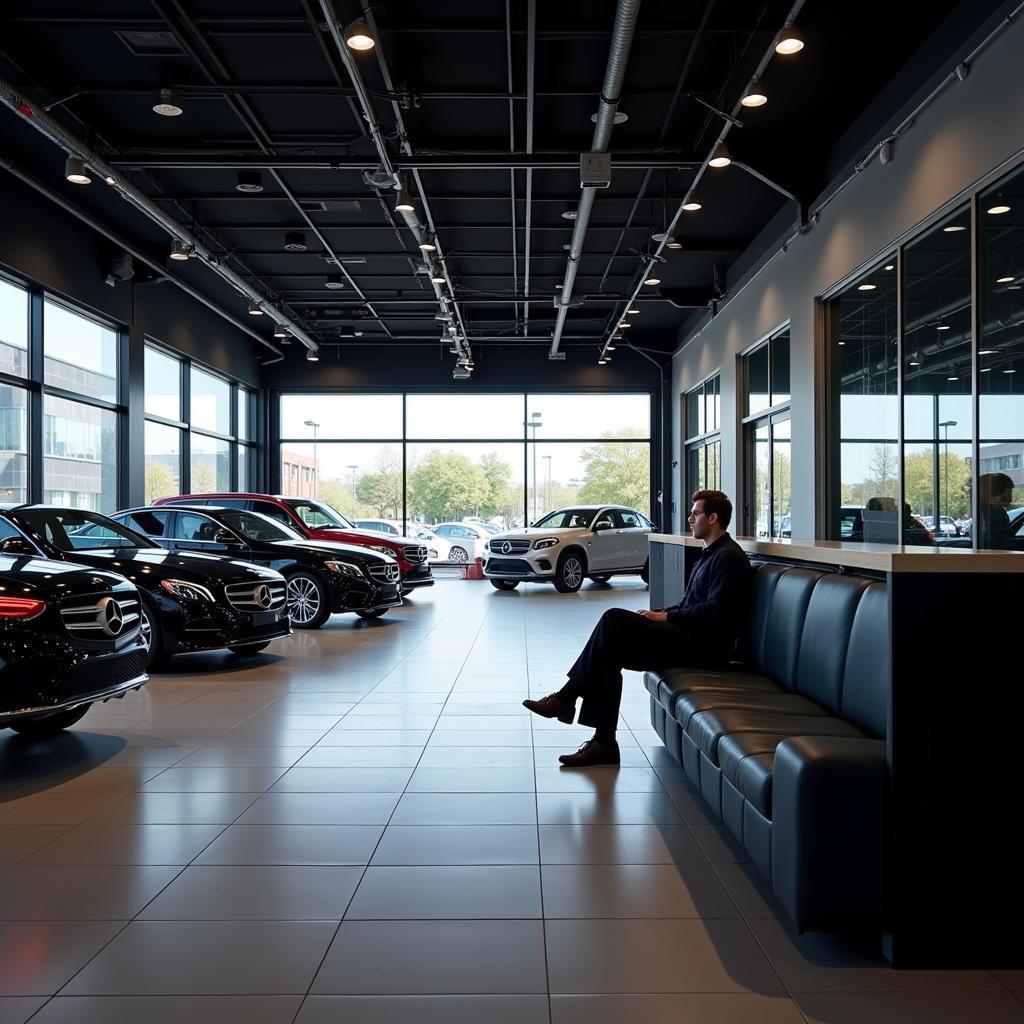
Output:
top-left (0, 277), bottom-right (29, 502)
top-left (682, 374), bottom-right (721, 530)
top-left (276, 392), bottom-right (653, 529)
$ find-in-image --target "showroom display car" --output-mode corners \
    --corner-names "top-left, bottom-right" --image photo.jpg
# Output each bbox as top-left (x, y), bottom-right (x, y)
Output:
top-left (483, 505), bottom-right (653, 593)
top-left (0, 552), bottom-right (149, 737)
top-left (156, 494), bottom-right (433, 594)
top-left (117, 505), bottom-right (402, 627)
top-left (0, 505), bottom-right (292, 670)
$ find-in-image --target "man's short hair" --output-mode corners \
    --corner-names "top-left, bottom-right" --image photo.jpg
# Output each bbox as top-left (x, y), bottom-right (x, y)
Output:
top-left (691, 489), bottom-right (732, 530)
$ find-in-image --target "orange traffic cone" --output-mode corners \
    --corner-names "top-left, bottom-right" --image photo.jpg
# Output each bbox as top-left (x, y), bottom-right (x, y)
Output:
top-left (462, 556), bottom-right (485, 580)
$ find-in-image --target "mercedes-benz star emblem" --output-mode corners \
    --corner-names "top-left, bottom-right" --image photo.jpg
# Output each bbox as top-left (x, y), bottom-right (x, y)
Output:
top-left (255, 585), bottom-right (273, 609)
top-left (501, 541), bottom-right (513, 554)
top-left (100, 598), bottom-right (124, 637)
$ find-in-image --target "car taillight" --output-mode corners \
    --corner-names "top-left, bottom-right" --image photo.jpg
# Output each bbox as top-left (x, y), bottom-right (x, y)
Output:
top-left (0, 597), bottom-right (46, 619)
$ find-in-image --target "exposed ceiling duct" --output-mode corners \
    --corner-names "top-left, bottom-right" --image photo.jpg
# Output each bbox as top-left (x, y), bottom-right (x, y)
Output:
top-left (548, 0), bottom-right (642, 360)
top-left (0, 75), bottom-right (319, 353)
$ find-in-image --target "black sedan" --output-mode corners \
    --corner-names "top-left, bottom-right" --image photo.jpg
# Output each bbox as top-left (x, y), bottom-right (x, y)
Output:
top-left (114, 505), bottom-right (403, 629)
top-left (0, 505), bottom-right (292, 670)
top-left (0, 552), bottom-right (148, 737)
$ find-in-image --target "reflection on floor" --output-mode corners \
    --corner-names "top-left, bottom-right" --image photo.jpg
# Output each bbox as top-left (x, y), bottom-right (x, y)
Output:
top-left (0, 579), bottom-right (1021, 1024)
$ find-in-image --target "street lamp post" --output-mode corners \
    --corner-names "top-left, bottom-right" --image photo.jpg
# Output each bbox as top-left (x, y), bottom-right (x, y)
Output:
top-left (542, 454), bottom-right (552, 511)
top-left (526, 411), bottom-right (543, 523)
top-left (939, 419), bottom-right (957, 526)
top-left (347, 463), bottom-right (358, 516)
top-left (303, 419), bottom-right (319, 498)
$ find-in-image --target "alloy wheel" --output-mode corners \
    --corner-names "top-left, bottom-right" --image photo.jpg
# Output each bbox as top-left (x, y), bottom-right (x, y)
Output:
top-left (287, 575), bottom-right (322, 626)
top-left (563, 557), bottom-right (583, 589)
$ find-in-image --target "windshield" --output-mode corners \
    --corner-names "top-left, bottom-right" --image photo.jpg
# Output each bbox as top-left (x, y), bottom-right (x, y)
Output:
top-left (284, 498), bottom-right (353, 529)
top-left (218, 510), bottom-right (300, 542)
top-left (533, 508), bottom-right (598, 530)
top-left (14, 508), bottom-right (156, 552)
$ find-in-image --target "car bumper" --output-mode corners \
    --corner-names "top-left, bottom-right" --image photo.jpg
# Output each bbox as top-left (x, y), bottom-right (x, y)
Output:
top-left (327, 578), bottom-right (404, 613)
top-left (482, 554), bottom-right (557, 581)
top-left (0, 637), bottom-right (149, 722)
top-left (159, 597), bottom-right (292, 654)
top-left (401, 563), bottom-right (435, 589)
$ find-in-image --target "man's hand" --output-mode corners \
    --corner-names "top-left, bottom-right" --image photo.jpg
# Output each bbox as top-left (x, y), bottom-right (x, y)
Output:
top-left (636, 609), bottom-right (668, 622)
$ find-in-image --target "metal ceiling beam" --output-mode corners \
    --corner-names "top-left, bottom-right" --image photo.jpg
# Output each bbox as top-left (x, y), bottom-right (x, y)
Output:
top-left (107, 153), bottom-right (697, 170)
top-left (187, 223), bottom-right (683, 232)
top-left (148, 192), bottom-right (695, 204)
top-left (549, 0), bottom-right (642, 359)
top-left (523, 0), bottom-right (536, 339)
top-left (506, 0), bottom-right (519, 332)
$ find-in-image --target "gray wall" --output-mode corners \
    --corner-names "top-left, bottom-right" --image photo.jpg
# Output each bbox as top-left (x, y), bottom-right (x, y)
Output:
top-left (670, 13), bottom-right (1024, 537)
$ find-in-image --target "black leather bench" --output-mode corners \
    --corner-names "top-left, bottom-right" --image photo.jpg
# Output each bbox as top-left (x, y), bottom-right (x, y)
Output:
top-left (645, 562), bottom-right (890, 933)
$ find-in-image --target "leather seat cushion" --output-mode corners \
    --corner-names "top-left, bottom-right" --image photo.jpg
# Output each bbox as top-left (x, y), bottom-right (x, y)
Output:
top-left (687, 708), bottom-right (865, 765)
top-left (653, 669), bottom-right (780, 713)
top-left (718, 732), bottom-right (802, 820)
top-left (673, 691), bottom-right (829, 730)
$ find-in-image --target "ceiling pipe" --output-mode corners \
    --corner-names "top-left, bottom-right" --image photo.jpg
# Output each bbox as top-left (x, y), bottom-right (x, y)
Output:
top-left (598, 0), bottom-right (807, 362)
top-left (317, 0), bottom-right (471, 367)
top-left (549, 0), bottom-right (642, 359)
top-left (0, 154), bottom-right (282, 356)
top-left (0, 75), bottom-right (318, 353)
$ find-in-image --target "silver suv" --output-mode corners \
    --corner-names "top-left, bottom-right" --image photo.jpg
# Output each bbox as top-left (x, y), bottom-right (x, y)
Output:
top-left (483, 505), bottom-right (653, 593)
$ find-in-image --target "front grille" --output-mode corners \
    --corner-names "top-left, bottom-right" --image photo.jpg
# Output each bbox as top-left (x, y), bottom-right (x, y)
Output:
top-left (489, 539), bottom-right (531, 555)
top-left (485, 558), bottom-right (534, 575)
top-left (60, 594), bottom-right (142, 642)
top-left (402, 545), bottom-right (428, 563)
top-left (61, 647), bottom-right (147, 696)
top-left (224, 579), bottom-right (287, 612)
top-left (368, 563), bottom-right (401, 584)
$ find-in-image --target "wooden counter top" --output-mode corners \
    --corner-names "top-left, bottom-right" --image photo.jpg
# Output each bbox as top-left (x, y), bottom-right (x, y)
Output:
top-left (648, 533), bottom-right (1024, 574)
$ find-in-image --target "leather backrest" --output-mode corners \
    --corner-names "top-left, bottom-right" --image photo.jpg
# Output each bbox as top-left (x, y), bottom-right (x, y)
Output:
top-left (759, 567), bottom-right (824, 689)
top-left (841, 582), bottom-right (890, 738)
top-left (741, 563), bottom-right (788, 668)
top-left (795, 575), bottom-right (871, 714)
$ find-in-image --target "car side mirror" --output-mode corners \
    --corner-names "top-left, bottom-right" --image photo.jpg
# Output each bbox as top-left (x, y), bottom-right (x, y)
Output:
top-left (0, 536), bottom-right (33, 555)
top-left (213, 530), bottom-right (242, 546)
top-left (593, 520), bottom-right (613, 532)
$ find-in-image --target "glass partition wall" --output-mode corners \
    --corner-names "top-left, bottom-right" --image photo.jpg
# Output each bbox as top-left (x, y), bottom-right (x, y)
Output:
top-left (277, 392), bottom-right (653, 531)
top-left (827, 159), bottom-right (1024, 548)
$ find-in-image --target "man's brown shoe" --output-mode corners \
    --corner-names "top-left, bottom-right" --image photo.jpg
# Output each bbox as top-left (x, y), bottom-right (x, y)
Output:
top-left (558, 738), bottom-right (621, 767)
top-left (522, 693), bottom-right (576, 724)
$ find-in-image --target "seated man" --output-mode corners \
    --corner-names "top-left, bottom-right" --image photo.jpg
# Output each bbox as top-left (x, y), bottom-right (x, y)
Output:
top-left (524, 489), bottom-right (752, 767)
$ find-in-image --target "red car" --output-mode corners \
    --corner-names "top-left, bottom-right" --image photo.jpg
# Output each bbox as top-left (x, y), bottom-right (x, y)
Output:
top-left (154, 493), bottom-right (433, 594)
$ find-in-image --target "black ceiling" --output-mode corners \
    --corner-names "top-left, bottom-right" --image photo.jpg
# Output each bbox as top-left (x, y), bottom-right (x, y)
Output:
top-left (0, 0), bottom-right (1003, 361)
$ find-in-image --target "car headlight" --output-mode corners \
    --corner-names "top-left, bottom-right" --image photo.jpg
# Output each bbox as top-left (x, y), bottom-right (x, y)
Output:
top-left (160, 578), bottom-right (215, 603)
top-left (532, 538), bottom-right (559, 550)
top-left (324, 560), bottom-right (363, 577)
top-left (370, 545), bottom-right (392, 555)
top-left (428, 548), bottom-right (438, 558)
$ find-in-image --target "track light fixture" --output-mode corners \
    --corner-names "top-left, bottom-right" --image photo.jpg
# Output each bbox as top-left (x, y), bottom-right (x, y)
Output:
top-left (643, 276), bottom-right (661, 286)
top-left (418, 233), bottom-right (437, 253)
top-left (273, 323), bottom-right (288, 338)
top-left (248, 301), bottom-right (264, 316)
top-left (169, 239), bottom-right (190, 261)
top-left (774, 25), bottom-right (804, 55)
top-left (306, 349), bottom-right (319, 361)
top-left (284, 231), bottom-right (307, 252)
top-left (666, 237), bottom-right (682, 250)
top-left (626, 307), bottom-right (639, 314)
top-left (430, 268), bottom-right (446, 284)
top-left (345, 18), bottom-right (375, 51)
top-left (153, 88), bottom-right (183, 117)
top-left (682, 195), bottom-right (702, 212)
top-left (741, 79), bottom-right (768, 108)
top-left (64, 155), bottom-right (91, 185)
top-left (709, 144), bottom-right (731, 168)
top-left (235, 171), bottom-right (264, 193)
top-left (324, 274), bottom-right (344, 290)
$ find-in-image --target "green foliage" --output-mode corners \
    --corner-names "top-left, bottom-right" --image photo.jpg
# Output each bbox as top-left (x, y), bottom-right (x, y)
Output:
top-left (408, 449), bottom-right (490, 522)
top-left (904, 449), bottom-right (971, 518)
top-left (145, 463), bottom-right (177, 504)
top-left (577, 429), bottom-right (650, 510)
top-left (356, 449), bottom-right (403, 518)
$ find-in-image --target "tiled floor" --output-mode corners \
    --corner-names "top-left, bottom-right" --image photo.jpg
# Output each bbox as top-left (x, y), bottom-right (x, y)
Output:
top-left (0, 579), bottom-right (1021, 1024)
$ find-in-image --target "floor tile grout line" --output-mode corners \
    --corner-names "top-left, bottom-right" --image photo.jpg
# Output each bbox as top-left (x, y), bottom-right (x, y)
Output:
top-left (288, 577), bottom-right (501, 1024)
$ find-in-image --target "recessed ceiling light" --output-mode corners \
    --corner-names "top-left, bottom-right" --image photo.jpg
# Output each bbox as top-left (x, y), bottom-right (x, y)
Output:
top-left (324, 274), bottom-right (344, 290)
top-left (153, 88), bottom-right (183, 117)
top-left (561, 210), bottom-right (578, 221)
top-left (591, 111), bottom-right (628, 124)
top-left (682, 196), bottom-right (702, 212)
top-left (987, 204), bottom-right (1011, 215)
top-left (284, 231), bottom-right (307, 252)
top-left (857, 283), bottom-right (877, 291)
top-left (774, 24), bottom-right (804, 54)
top-left (884, 264), bottom-right (895, 271)
top-left (606, 343), bottom-right (616, 351)
top-left (345, 18), bottom-right (375, 51)
top-left (837, 340), bottom-right (846, 346)
top-left (996, 276), bottom-right (1015, 284)
top-left (643, 276), bottom-right (661, 286)
top-left (979, 349), bottom-right (998, 355)
top-left (104, 174), bottom-right (116, 186)
top-left (598, 357), bottom-right (607, 365)
top-left (981, 367), bottom-right (992, 372)
top-left (741, 78), bottom-right (768, 108)
top-left (618, 321), bottom-right (631, 328)
top-left (1004, 368), bottom-right (1017, 373)
top-left (936, 324), bottom-right (951, 331)
top-left (64, 155), bottom-right (91, 185)
top-left (709, 143), bottom-right (731, 168)
top-left (235, 171), bottom-right (263, 193)
top-left (943, 224), bottom-right (966, 232)
top-left (627, 307), bottom-right (639, 314)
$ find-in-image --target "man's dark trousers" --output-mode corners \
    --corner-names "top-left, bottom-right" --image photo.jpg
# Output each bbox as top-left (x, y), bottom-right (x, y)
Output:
top-left (562, 608), bottom-right (710, 731)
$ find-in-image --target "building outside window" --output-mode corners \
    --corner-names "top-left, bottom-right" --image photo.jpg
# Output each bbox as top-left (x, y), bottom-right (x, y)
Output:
top-left (0, 278), bottom-right (29, 501)
top-left (742, 328), bottom-right (791, 538)
top-left (683, 374), bottom-right (721, 528)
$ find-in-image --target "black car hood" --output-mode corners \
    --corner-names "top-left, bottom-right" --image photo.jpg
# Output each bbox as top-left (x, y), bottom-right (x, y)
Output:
top-left (41, 547), bottom-right (282, 586)
top-left (265, 539), bottom-right (394, 564)
top-left (0, 556), bottom-right (136, 599)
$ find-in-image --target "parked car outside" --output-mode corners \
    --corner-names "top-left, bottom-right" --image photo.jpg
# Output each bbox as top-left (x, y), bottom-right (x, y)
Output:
top-left (483, 505), bottom-right (653, 593)
top-left (117, 505), bottom-right (402, 628)
top-left (403, 525), bottom-right (455, 563)
top-left (0, 552), bottom-right (149, 737)
top-left (353, 518), bottom-right (401, 535)
top-left (156, 494), bottom-right (432, 595)
top-left (431, 522), bottom-right (493, 563)
top-left (0, 505), bottom-right (290, 670)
